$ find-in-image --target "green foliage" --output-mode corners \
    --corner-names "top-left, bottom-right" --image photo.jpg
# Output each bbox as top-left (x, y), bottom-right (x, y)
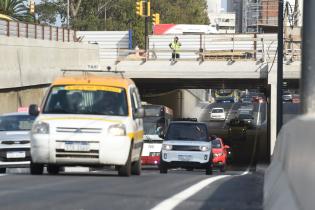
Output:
top-left (36, 0), bottom-right (209, 48)
top-left (0, 0), bottom-right (33, 21)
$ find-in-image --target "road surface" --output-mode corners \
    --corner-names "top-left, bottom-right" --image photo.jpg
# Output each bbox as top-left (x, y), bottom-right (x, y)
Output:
top-left (0, 168), bottom-right (263, 210)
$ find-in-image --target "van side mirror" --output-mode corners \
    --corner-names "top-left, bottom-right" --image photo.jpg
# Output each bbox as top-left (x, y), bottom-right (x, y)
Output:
top-left (29, 104), bottom-right (40, 116)
top-left (134, 108), bottom-right (144, 119)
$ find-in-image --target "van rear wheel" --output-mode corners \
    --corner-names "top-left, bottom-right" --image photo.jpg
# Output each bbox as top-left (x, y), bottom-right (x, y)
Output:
top-left (47, 165), bottom-right (60, 175)
top-left (0, 168), bottom-right (6, 174)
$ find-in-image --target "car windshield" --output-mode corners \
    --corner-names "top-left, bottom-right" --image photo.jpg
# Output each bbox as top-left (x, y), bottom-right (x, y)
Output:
top-left (212, 109), bottom-right (223, 113)
top-left (239, 114), bottom-right (253, 119)
top-left (212, 139), bottom-right (222, 148)
top-left (0, 115), bottom-right (36, 131)
top-left (43, 85), bottom-right (128, 116)
top-left (165, 123), bottom-right (208, 141)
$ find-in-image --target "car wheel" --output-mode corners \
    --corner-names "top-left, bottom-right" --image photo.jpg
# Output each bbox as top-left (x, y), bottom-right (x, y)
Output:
top-left (220, 165), bottom-right (226, 172)
top-left (0, 168), bottom-right (6, 174)
top-left (118, 146), bottom-right (132, 177)
top-left (47, 165), bottom-right (60, 175)
top-left (205, 166), bottom-right (213, 175)
top-left (159, 162), bottom-right (168, 174)
top-left (131, 157), bottom-right (141, 176)
top-left (30, 162), bottom-right (44, 175)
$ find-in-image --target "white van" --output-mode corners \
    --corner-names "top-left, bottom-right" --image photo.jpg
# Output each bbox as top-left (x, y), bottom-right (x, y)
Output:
top-left (29, 74), bottom-right (144, 176)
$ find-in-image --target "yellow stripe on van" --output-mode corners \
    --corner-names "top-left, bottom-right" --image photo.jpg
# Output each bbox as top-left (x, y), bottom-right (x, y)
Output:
top-left (41, 117), bottom-right (122, 123)
top-left (64, 85), bottom-right (122, 93)
top-left (128, 130), bottom-right (144, 141)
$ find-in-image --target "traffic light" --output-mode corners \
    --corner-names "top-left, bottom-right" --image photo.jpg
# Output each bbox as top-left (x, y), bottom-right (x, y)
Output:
top-left (30, 1), bottom-right (35, 14)
top-left (136, 0), bottom-right (143, 16)
top-left (152, 13), bottom-right (160, 25)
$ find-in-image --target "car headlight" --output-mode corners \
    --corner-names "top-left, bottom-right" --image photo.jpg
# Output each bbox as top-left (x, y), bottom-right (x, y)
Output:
top-left (200, 146), bottom-right (209, 152)
top-left (108, 124), bottom-right (126, 136)
top-left (162, 144), bottom-right (173, 151)
top-left (214, 152), bottom-right (224, 157)
top-left (32, 121), bottom-right (49, 134)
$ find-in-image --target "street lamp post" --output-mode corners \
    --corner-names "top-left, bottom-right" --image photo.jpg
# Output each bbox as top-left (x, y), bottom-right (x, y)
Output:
top-left (276, 0), bottom-right (284, 135)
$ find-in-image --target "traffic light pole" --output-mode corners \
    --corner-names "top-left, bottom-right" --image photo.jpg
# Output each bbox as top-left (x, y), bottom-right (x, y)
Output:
top-left (276, 0), bottom-right (284, 135)
top-left (145, 16), bottom-right (149, 52)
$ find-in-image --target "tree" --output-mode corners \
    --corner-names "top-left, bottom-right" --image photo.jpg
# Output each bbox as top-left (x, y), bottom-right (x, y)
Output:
top-left (0, 0), bottom-right (32, 21)
top-left (36, 0), bottom-right (210, 48)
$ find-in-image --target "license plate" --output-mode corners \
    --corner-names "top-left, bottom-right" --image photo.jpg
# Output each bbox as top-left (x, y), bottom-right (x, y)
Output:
top-left (64, 142), bottom-right (90, 152)
top-left (178, 155), bottom-right (192, 161)
top-left (6, 151), bottom-right (26, 158)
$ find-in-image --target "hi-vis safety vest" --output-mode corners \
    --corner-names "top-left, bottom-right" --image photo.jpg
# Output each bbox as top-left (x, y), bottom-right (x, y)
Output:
top-left (170, 41), bottom-right (181, 53)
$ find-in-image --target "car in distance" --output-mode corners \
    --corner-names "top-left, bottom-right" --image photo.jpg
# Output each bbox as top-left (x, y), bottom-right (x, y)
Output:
top-left (0, 112), bottom-right (36, 173)
top-left (210, 108), bottom-right (226, 121)
top-left (282, 91), bottom-right (293, 102)
top-left (238, 111), bottom-right (255, 128)
top-left (211, 137), bottom-right (230, 172)
top-left (159, 121), bottom-right (213, 175)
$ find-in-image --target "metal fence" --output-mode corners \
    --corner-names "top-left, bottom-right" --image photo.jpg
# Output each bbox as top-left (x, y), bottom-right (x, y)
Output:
top-left (0, 20), bottom-right (76, 42)
top-left (147, 34), bottom-right (279, 61)
top-left (77, 31), bottom-right (130, 60)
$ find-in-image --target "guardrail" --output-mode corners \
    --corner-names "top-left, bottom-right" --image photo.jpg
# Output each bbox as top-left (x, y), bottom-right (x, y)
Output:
top-left (0, 19), bottom-right (77, 42)
top-left (116, 34), bottom-right (301, 63)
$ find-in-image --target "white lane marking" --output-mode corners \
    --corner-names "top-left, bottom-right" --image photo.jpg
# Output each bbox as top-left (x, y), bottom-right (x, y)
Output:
top-left (151, 170), bottom-right (250, 210)
top-left (240, 170), bottom-right (250, 176)
top-left (0, 174), bottom-right (7, 176)
top-left (151, 175), bottom-right (229, 210)
top-left (223, 103), bottom-right (236, 128)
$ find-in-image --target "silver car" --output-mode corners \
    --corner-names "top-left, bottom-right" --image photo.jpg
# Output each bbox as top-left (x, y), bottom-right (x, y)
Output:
top-left (0, 112), bottom-right (36, 173)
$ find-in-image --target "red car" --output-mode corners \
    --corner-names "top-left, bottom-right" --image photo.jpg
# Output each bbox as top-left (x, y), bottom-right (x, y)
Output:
top-left (211, 138), bottom-right (230, 172)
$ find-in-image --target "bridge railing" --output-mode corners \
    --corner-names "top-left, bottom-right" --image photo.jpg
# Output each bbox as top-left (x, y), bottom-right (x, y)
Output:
top-left (0, 19), bottom-right (77, 42)
top-left (116, 33), bottom-right (301, 63)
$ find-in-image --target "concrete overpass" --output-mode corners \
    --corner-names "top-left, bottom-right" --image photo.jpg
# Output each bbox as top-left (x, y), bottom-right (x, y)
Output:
top-left (0, 32), bottom-right (301, 158)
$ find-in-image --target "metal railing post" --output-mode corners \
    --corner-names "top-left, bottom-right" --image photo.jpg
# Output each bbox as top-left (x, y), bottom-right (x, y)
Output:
top-left (301, 0), bottom-right (315, 113)
top-left (6, 20), bottom-right (9, 36)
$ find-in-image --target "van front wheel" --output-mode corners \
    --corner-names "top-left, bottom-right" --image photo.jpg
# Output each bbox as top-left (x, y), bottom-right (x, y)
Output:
top-left (118, 148), bottom-right (132, 177)
top-left (30, 162), bottom-right (44, 175)
top-left (131, 158), bottom-right (141, 175)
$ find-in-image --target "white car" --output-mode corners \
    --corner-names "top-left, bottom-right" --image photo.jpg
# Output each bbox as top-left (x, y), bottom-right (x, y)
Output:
top-left (159, 121), bottom-right (213, 175)
top-left (210, 108), bottom-right (226, 121)
top-left (0, 112), bottom-right (36, 173)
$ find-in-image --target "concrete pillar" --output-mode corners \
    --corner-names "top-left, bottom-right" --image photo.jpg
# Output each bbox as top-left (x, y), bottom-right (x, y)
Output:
top-left (268, 64), bottom-right (278, 154)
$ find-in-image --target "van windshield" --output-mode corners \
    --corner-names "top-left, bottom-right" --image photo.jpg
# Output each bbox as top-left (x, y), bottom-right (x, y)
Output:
top-left (43, 85), bottom-right (128, 116)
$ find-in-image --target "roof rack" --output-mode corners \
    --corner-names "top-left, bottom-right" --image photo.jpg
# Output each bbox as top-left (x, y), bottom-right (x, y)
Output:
top-left (173, 118), bottom-right (198, 122)
top-left (61, 66), bottom-right (125, 76)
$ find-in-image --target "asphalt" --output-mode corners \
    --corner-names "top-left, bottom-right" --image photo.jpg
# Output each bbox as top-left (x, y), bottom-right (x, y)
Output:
top-left (0, 168), bottom-right (263, 210)
top-left (0, 100), bottom-right (299, 210)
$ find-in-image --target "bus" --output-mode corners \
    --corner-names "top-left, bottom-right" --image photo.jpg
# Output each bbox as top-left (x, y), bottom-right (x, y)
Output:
top-left (215, 89), bottom-right (240, 103)
top-left (141, 104), bottom-right (173, 166)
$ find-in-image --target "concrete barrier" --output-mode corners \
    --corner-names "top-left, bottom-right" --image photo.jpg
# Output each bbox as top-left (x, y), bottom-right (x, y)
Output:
top-left (0, 36), bottom-right (99, 89)
top-left (264, 114), bottom-right (315, 210)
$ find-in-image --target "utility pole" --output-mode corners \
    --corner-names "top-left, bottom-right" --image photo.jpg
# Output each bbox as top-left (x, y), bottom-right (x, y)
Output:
top-left (301, 0), bottom-right (315, 113)
top-left (67, 0), bottom-right (70, 29)
top-left (277, 0), bottom-right (284, 134)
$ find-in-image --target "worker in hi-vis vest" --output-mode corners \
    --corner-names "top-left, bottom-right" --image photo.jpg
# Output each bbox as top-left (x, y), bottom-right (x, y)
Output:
top-left (169, 36), bottom-right (182, 61)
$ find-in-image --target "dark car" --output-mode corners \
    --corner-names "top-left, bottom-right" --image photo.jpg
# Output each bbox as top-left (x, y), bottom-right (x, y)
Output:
top-left (238, 112), bottom-right (255, 128)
